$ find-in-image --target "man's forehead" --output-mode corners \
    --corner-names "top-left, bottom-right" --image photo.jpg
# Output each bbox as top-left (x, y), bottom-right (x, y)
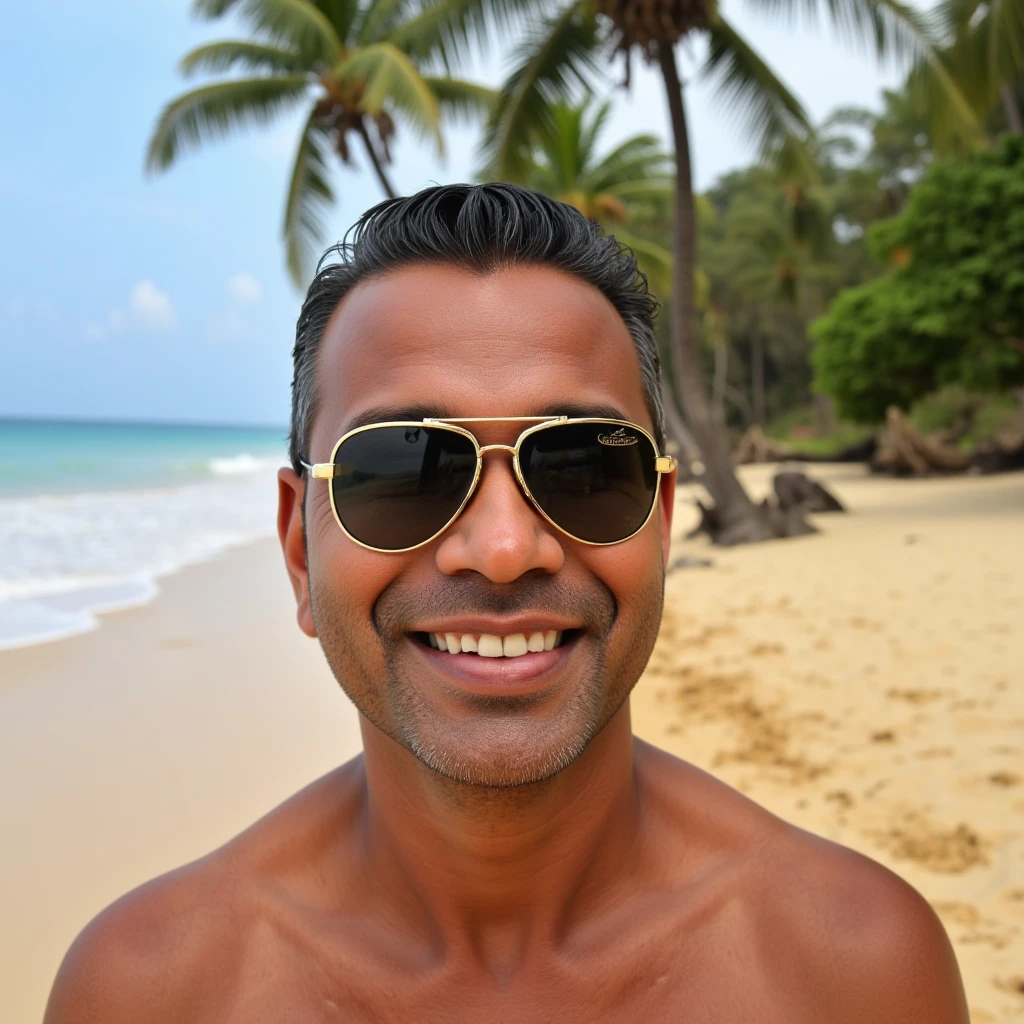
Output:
top-left (314, 263), bottom-right (650, 435)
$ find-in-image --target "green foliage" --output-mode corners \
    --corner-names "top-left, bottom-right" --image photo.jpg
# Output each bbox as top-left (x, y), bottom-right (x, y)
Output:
top-left (908, 385), bottom-right (1021, 448)
top-left (811, 135), bottom-right (1024, 422)
top-left (491, 95), bottom-right (673, 288)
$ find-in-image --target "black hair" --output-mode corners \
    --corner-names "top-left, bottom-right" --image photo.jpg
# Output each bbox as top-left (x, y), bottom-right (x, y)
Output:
top-left (289, 182), bottom-right (664, 473)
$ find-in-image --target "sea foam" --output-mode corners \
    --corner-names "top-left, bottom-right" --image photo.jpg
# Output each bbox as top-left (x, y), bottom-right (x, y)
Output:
top-left (0, 463), bottom-right (280, 652)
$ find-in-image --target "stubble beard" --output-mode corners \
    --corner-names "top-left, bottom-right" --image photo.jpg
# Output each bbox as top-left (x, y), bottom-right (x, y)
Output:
top-left (309, 563), bottom-right (665, 790)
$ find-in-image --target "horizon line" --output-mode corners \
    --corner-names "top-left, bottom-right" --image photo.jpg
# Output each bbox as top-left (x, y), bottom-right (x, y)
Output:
top-left (0, 413), bottom-right (290, 432)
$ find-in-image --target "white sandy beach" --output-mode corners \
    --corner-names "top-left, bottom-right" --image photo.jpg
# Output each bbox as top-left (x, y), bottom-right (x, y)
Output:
top-left (1, 465), bottom-right (1021, 1022)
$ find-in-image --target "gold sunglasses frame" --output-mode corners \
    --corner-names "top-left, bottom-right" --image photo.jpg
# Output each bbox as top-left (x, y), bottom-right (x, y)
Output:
top-left (300, 415), bottom-right (677, 554)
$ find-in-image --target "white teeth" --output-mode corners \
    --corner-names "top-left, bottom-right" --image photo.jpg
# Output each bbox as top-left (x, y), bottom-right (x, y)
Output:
top-left (427, 630), bottom-right (567, 657)
top-left (502, 633), bottom-right (528, 657)
top-left (478, 633), bottom-right (504, 658)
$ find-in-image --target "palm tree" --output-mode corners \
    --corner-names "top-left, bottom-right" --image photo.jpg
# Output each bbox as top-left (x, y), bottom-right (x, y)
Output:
top-left (929, 0), bottom-right (1024, 138)
top-left (146, 0), bottom-right (495, 285)
top-left (499, 96), bottom-right (674, 289)
top-left (424, 0), bottom-right (980, 543)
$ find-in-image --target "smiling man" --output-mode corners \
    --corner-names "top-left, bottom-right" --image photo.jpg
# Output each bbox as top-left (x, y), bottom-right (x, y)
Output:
top-left (46, 184), bottom-right (968, 1022)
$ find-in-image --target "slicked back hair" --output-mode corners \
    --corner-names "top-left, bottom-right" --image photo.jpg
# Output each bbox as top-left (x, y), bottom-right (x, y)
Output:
top-left (288, 182), bottom-right (665, 476)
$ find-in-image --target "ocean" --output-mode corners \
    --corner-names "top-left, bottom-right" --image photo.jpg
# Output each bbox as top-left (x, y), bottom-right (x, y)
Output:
top-left (0, 418), bottom-right (289, 651)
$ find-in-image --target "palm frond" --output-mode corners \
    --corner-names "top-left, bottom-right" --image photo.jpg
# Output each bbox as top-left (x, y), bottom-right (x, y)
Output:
top-left (577, 98), bottom-right (613, 169)
top-left (222, 0), bottom-right (343, 65)
top-left (701, 15), bottom-right (817, 181)
top-left (145, 76), bottom-right (311, 172)
top-left (421, 76), bottom-right (498, 123)
top-left (312, 0), bottom-right (363, 43)
top-left (479, 2), bottom-right (603, 181)
top-left (192, 0), bottom-right (244, 17)
top-left (180, 40), bottom-right (308, 76)
top-left (283, 109), bottom-right (335, 286)
top-left (384, 0), bottom-right (547, 69)
top-left (333, 43), bottom-right (442, 152)
top-left (986, 0), bottom-right (1024, 95)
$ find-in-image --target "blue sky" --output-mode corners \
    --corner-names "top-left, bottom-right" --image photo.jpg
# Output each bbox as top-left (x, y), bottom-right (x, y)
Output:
top-left (0, 0), bottom-right (908, 428)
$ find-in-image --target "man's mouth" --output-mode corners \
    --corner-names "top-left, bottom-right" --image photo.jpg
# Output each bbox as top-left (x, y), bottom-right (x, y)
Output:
top-left (415, 630), bottom-right (574, 658)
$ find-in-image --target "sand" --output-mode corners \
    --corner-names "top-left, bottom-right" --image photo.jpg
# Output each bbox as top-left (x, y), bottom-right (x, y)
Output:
top-left (637, 464), bottom-right (1024, 1023)
top-left (0, 465), bottom-right (1021, 1022)
top-left (0, 542), bottom-right (362, 1023)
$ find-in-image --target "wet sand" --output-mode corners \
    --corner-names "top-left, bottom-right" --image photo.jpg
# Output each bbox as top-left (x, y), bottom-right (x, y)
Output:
top-left (1, 465), bottom-right (1021, 1021)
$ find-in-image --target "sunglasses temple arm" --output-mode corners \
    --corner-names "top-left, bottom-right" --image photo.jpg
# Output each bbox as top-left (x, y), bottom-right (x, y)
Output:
top-left (300, 461), bottom-right (336, 479)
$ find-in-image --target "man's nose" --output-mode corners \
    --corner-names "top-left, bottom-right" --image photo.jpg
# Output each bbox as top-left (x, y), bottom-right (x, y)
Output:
top-left (433, 453), bottom-right (564, 582)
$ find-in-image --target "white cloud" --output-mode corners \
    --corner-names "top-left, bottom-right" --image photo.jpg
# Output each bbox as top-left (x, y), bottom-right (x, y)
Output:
top-left (83, 322), bottom-right (105, 341)
top-left (227, 272), bottom-right (262, 304)
top-left (208, 307), bottom-right (248, 342)
top-left (129, 279), bottom-right (176, 331)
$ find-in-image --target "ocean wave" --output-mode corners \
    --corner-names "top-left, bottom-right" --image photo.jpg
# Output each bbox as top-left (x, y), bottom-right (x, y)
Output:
top-left (208, 453), bottom-right (282, 476)
top-left (0, 468), bottom-right (280, 650)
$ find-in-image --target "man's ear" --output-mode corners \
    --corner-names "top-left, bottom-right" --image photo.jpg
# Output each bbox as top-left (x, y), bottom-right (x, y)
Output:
top-left (277, 468), bottom-right (317, 638)
top-left (659, 467), bottom-right (677, 570)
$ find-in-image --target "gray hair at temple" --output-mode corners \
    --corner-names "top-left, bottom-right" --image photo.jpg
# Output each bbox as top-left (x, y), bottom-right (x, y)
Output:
top-left (288, 182), bottom-right (665, 477)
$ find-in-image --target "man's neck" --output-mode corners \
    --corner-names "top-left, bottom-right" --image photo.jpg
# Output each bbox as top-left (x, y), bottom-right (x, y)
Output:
top-left (354, 706), bottom-right (643, 973)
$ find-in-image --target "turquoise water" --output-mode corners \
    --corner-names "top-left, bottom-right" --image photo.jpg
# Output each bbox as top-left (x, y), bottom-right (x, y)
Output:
top-left (0, 418), bottom-right (289, 649)
top-left (0, 418), bottom-right (289, 497)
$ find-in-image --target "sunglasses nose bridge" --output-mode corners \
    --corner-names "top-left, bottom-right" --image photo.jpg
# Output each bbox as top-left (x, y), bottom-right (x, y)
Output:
top-left (477, 443), bottom-right (517, 457)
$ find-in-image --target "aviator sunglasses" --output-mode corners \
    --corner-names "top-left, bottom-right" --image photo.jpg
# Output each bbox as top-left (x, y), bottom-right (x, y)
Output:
top-left (301, 416), bottom-right (677, 553)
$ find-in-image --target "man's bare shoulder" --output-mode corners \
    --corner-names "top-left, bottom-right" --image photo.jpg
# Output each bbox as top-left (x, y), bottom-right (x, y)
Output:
top-left (637, 741), bottom-right (969, 1022)
top-left (44, 761), bottom-right (364, 1024)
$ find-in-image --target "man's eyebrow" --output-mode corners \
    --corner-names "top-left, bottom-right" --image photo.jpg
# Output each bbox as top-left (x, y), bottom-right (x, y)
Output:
top-left (342, 405), bottom-right (460, 432)
top-left (341, 403), bottom-right (632, 434)
top-left (538, 403), bottom-right (631, 422)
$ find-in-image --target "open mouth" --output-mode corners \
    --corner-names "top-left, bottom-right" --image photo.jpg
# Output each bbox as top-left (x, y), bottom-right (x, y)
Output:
top-left (414, 629), bottom-right (578, 658)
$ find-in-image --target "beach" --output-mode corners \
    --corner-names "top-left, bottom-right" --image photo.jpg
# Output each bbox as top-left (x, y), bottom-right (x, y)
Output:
top-left (1, 465), bottom-right (1021, 1022)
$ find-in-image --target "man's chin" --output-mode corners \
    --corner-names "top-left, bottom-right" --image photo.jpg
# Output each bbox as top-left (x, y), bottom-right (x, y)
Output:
top-left (405, 728), bottom-right (596, 789)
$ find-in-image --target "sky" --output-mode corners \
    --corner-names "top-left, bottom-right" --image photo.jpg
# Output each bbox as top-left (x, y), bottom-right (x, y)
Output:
top-left (0, 0), bottom-right (911, 428)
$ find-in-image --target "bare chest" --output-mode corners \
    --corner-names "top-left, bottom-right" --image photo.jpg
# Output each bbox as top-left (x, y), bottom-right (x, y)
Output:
top-left (209, 923), bottom-right (820, 1024)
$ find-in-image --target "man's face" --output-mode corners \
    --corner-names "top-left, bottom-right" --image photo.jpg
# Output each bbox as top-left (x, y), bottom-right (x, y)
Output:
top-left (279, 264), bottom-right (675, 787)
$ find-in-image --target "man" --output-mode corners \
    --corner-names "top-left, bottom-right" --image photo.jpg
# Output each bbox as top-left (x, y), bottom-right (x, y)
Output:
top-left (46, 183), bottom-right (968, 1022)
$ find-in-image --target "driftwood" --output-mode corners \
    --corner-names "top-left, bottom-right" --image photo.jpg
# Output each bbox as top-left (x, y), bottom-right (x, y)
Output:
top-left (871, 408), bottom-right (970, 477)
top-left (733, 425), bottom-right (793, 465)
top-left (773, 471), bottom-right (846, 513)
top-left (686, 497), bottom-right (819, 546)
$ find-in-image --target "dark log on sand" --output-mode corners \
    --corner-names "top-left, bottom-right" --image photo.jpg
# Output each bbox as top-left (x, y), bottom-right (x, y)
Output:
top-left (686, 497), bottom-right (818, 546)
top-left (970, 422), bottom-right (1024, 474)
top-left (773, 471), bottom-right (846, 513)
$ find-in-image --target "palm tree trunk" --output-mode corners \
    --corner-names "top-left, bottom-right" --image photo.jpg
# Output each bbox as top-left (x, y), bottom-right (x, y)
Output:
top-left (358, 121), bottom-right (397, 199)
top-left (712, 341), bottom-right (728, 426)
top-left (660, 378), bottom-right (702, 470)
top-left (1001, 84), bottom-right (1023, 135)
top-left (751, 325), bottom-right (765, 427)
top-left (657, 42), bottom-right (765, 543)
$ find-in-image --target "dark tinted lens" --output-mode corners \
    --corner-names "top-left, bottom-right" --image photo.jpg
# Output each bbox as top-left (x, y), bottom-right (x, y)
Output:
top-left (518, 422), bottom-right (659, 543)
top-left (330, 426), bottom-right (478, 550)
